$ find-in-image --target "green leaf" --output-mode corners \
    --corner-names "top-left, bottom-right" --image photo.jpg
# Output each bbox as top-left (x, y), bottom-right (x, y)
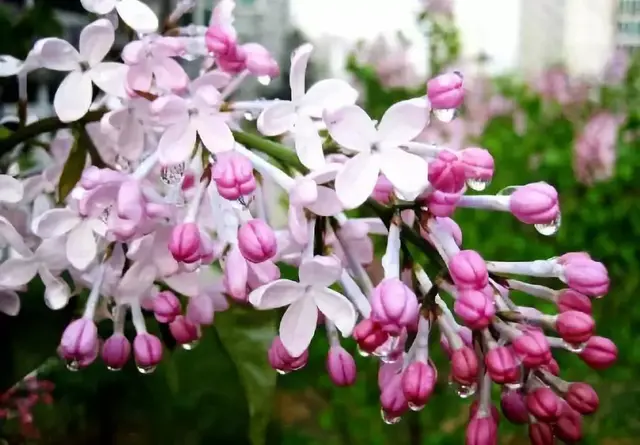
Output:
top-left (216, 306), bottom-right (278, 445)
top-left (57, 131), bottom-right (87, 203)
top-left (0, 126), bottom-right (12, 139)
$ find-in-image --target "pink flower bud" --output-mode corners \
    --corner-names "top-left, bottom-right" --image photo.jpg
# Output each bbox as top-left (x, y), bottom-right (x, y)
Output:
top-left (101, 333), bottom-right (131, 370)
top-left (508, 182), bottom-right (559, 225)
top-left (424, 189), bottom-right (461, 217)
top-left (372, 174), bottom-right (394, 204)
top-left (428, 150), bottom-right (466, 193)
top-left (436, 217), bottom-right (463, 246)
top-left (353, 319), bottom-right (389, 354)
top-left (556, 311), bottom-right (595, 344)
top-left (579, 336), bottom-right (617, 369)
top-left (169, 315), bottom-right (200, 345)
top-left (460, 147), bottom-right (495, 184)
top-left (370, 278), bottom-right (419, 335)
top-left (541, 358), bottom-right (560, 376)
top-left (451, 346), bottom-right (478, 386)
top-left (152, 291), bottom-right (181, 323)
top-left (224, 246), bottom-right (248, 302)
top-left (401, 361), bottom-right (436, 407)
top-left (526, 387), bottom-right (563, 422)
top-left (60, 318), bottom-right (98, 362)
top-left (205, 26), bottom-right (238, 55)
top-left (186, 295), bottom-right (214, 326)
top-left (268, 336), bottom-right (308, 372)
top-left (554, 406), bottom-right (583, 443)
top-left (454, 290), bottom-right (495, 330)
top-left (559, 252), bottom-right (591, 263)
top-left (465, 414), bottom-right (498, 445)
top-left (565, 382), bottom-right (599, 415)
top-left (326, 346), bottom-right (356, 386)
top-left (485, 347), bottom-right (519, 384)
top-left (555, 289), bottom-right (592, 314)
top-left (449, 250), bottom-right (488, 290)
top-left (169, 222), bottom-right (202, 263)
top-left (243, 43), bottom-right (279, 78)
top-left (563, 258), bottom-right (609, 297)
top-left (378, 360), bottom-right (403, 390)
top-left (380, 374), bottom-right (409, 419)
top-left (212, 151), bottom-right (256, 200)
top-left (469, 401), bottom-right (500, 425)
top-left (133, 333), bottom-right (163, 371)
top-left (427, 72), bottom-right (463, 109)
top-left (512, 330), bottom-right (551, 368)
top-left (500, 390), bottom-right (529, 424)
top-left (238, 219), bottom-right (277, 263)
top-left (528, 422), bottom-right (554, 445)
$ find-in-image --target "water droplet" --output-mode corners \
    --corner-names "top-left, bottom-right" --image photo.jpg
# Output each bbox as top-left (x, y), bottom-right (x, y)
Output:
top-left (258, 76), bottom-right (271, 86)
top-left (408, 402), bottom-right (425, 412)
top-left (161, 163), bottom-right (186, 185)
top-left (434, 108), bottom-right (457, 123)
top-left (290, 363), bottom-right (305, 372)
top-left (563, 341), bottom-right (587, 353)
top-left (106, 366), bottom-right (122, 372)
top-left (136, 365), bottom-right (156, 374)
top-left (380, 409), bottom-right (402, 425)
top-left (505, 381), bottom-right (523, 391)
top-left (357, 346), bottom-right (370, 357)
top-left (276, 368), bottom-right (290, 375)
top-left (534, 213), bottom-right (561, 236)
top-left (455, 383), bottom-right (477, 398)
top-left (380, 353), bottom-right (401, 364)
top-left (243, 111), bottom-right (256, 121)
top-left (466, 178), bottom-right (491, 191)
top-left (181, 339), bottom-right (199, 350)
top-left (497, 186), bottom-right (520, 196)
top-left (65, 360), bottom-right (80, 371)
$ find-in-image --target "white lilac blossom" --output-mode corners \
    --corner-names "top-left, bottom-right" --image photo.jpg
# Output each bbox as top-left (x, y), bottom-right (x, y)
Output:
top-left (0, 2), bottom-right (616, 444)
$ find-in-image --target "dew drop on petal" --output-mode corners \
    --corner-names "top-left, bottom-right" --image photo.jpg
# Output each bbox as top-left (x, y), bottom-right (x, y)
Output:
top-left (106, 366), bottom-right (122, 372)
top-left (497, 186), bottom-right (520, 196)
top-left (65, 360), bottom-right (80, 372)
top-left (408, 402), bottom-right (425, 412)
top-left (454, 382), bottom-right (477, 398)
top-left (534, 213), bottom-right (561, 236)
top-left (357, 346), bottom-right (370, 357)
top-left (505, 381), bottom-right (524, 391)
top-left (136, 365), bottom-right (156, 374)
top-left (243, 111), bottom-right (256, 121)
top-left (380, 409), bottom-right (402, 425)
top-left (258, 76), bottom-right (271, 86)
top-left (433, 108), bottom-right (457, 123)
top-left (466, 178), bottom-right (491, 191)
top-left (276, 368), bottom-right (290, 375)
top-left (181, 339), bottom-right (199, 351)
top-left (562, 340), bottom-right (587, 353)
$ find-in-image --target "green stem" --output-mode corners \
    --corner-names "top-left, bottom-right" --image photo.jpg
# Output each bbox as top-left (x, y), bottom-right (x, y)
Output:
top-left (231, 130), bottom-right (307, 172)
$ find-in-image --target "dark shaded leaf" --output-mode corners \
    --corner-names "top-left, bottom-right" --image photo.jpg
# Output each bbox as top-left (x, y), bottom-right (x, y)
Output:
top-left (57, 132), bottom-right (86, 203)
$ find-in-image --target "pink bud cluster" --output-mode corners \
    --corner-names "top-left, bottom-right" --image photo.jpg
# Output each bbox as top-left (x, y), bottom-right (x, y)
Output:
top-left (0, 377), bottom-right (54, 439)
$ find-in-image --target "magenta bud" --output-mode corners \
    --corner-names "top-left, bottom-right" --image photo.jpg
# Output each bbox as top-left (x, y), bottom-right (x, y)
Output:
top-left (168, 222), bottom-right (202, 263)
top-left (212, 151), bottom-right (256, 200)
top-left (380, 374), bottom-right (409, 419)
top-left (436, 217), bottom-right (463, 246)
top-left (460, 147), bottom-right (494, 184)
top-left (152, 290), bottom-right (181, 323)
top-left (508, 182), bottom-right (560, 225)
top-left (401, 361), bottom-right (436, 407)
top-left (451, 346), bottom-right (478, 386)
top-left (353, 319), bottom-right (389, 353)
top-left (485, 347), bottom-right (519, 384)
top-left (424, 189), bottom-right (461, 217)
top-left (268, 336), bottom-right (308, 372)
top-left (554, 406), bottom-right (583, 443)
top-left (370, 278), bottom-right (420, 335)
top-left (579, 336), bottom-right (617, 369)
top-left (528, 422), bottom-right (555, 445)
top-left (556, 310), bottom-right (595, 344)
top-left (454, 289), bottom-right (495, 330)
top-left (60, 318), bottom-right (98, 362)
top-left (186, 295), bottom-right (214, 326)
top-left (244, 43), bottom-right (280, 77)
top-left (469, 401), bottom-right (500, 425)
top-left (565, 382), bottom-right (599, 415)
top-left (563, 258), bottom-right (609, 297)
top-left (526, 387), bottom-right (563, 422)
top-left (101, 333), bottom-right (131, 370)
top-left (541, 358), bottom-right (560, 376)
top-left (500, 390), bottom-right (529, 424)
top-left (427, 72), bottom-right (464, 109)
top-left (326, 346), bottom-right (356, 387)
top-left (133, 333), bottom-right (163, 371)
top-left (449, 250), bottom-right (488, 290)
top-left (465, 414), bottom-right (498, 445)
top-left (169, 315), bottom-right (200, 345)
top-left (372, 174), bottom-right (394, 204)
top-left (205, 25), bottom-right (238, 55)
top-left (237, 219), bottom-right (277, 263)
top-left (428, 150), bottom-right (466, 193)
top-left (512, 330), bottom-right (551, 368)
top-left (555, 289), bottom-right (592, 314)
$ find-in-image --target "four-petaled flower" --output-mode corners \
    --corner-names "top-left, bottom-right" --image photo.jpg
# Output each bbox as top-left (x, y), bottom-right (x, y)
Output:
top-left (80, 0), bottom-right (159, 33)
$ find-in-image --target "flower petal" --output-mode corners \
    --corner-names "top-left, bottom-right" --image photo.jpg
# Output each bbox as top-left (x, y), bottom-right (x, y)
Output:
top-left (300, 79), bottom-right (359, 118)
top-left (377, 98), bottom-right (430, 149)
top-left (324, 105), bottom-right (376, 153)
top-left (0, 174), bottom-right (24, 204)
top-left (279, 296), bottom-right (318, 357)
top-left (379, 148), bottom-right (429, 201)
top-left (153, 57), bottom-right (189, 92)
top-left (115, 261), bottom-right (157, 302)
top-left (306, 186), bottom-right (342, 216)
top-left (35, 38), bottom-right (81, 71)
top-left (66, 223), bottom-right (97, 270)
top-left (115, 0), bottom-right (159, 33)
top-left (224, 245), bottom-right (248, 300)
top-left (256, 101), bottom-right (296, 136)
top-left (294, 114), bottom-right (325, 170)
top-left (196, 116), bottom-right (234, 154)
top-left (150, 94), bottom-right (189, 125)
top-left (0, 216), bottom-right (33, 257)
top-left (79, 19), bottom-right (115, 67)
top-left (158, 119), bottom-right (197, 165)
top-left (0, 55), bottom-right (24, 77)
top-left (249, 279), bottom-right (302, 309)
top-left (90, 62), bottom-right (128, 98)
top-left (80, 0), bottom-right (117, 14)
top-left (287, 204), bottom-right (308, 245)
top-left (0, 290), bottom-right (20, 316)
top-left (54, 71), bottom-right (93, 123)
top-left (299, 255), bottom-right (342, 287)
top-left (126, 63), bottom-right (153, 92)
top-left (31, 208), bottom-right (80, 238)
top-left (290, 43), bottom-right (313, 102)
top-left (335, 152), bottom-right (381, 209)
top-left (0, 258), bottom-right (38, 288)
top-left (313, 288), bottom-right (357, 337)
top-left (39, 267), bottom-right (71, 310)
top-left (190, 70), bottom-right (232, 91)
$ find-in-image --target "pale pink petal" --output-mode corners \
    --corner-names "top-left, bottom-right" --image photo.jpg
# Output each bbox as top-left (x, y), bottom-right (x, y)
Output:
top-left (248, 279), bottom-right (303, 309)
top-left (324, 105), bottom-right (376, 153)
top-left (31, 208), bottom-right (80, 238)
top-left (192, 85), bottom-right (223, 112)
top-left (35, 38), bottom-right (81, 71)
top-left (190, 70), bottom-right (232, 92)
top-left (66, 223), bottom-right (97, 270)
top-left (126, 63), bottom-right (153, 92)
top-left (90, 62), bottom-right (128, 98)
top-left (0, 216), bottom-right (33, 257)
top-left (197, 116), bottom-right (234, 154)
top-left (290, 43), bottom-right (313, 101)
top-left (150, 94), bottom-right (189, 124)
top-left (81, 0), bottom-right (116, 14)
top-left (79, 18), bottom-right (115, 67)
top-left (379, 148), bottom-right (429, 201)
top-left (0, 290), bottom-right (20, 316)
top-left (306, 186), bottom-right (342, 216)
top-left (335, 152), bottom-right (381, 209)
top-left (299, 255), bottom-right (342, 287)
top-left (224, 246), bottom-right (248, 300)
top-left (153, 57), bottom-right (189, 92)
top-left (210, 0), bottom-right (236, 30)
top-left (152, 37), bottom-right (185, 57)
top-left (39, 267), bottom-right (71, 310)
top-left (36, 238), bottom-right (70, 273)
top-left (377, 98), bottom-right (430, 149)
top-left (279, 296), bottom-right (318, 357)
top-left (158, 119), bottom-right (197, 165)
top-left (115, 0), bottom-right (159, 33)
top-left (0, 55), bottom-right (23, 77)
top-left (164, 271), bottom-right (199, 297)
top-left (300, 79), bottom-right (359, 118)
top-left (121, 39), bottom-right (144, 64)
top-left (115, 261), bottom-right (157, 302)
top-left (54, 71), bottom-right (93, 123)
top-left (256, 101), bottom-right (296, 136)
top-left (118, 119), bottom-right (145, 160)
top-left (313, 288), bottom-right (357, 337)
top-left (0, 258), bottom-right (38, 288)
top-left (290, 177), bottom-right (318, 207)
top-left (294, 114), bottom-right (325, 170)
top-left (0, 175), bottom-right (24, 204)
top-left (287, 204), bottom-right (308, 245)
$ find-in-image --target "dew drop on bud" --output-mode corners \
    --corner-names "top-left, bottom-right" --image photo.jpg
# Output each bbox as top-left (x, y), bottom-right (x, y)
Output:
top-left (106, 366), bottom-right (122, 372)
top-left (505, 381), bottom-right (524, 391)
top-left (466, 178), bottom-right (491, 191)
top-left (357, 346), bottom-right (370, 357)
top-left (136, 365), bottom-right (156, 374)
top-left (275, 368), bottom-right (290, 375)
top-left (243, 111), bottom-right (256, 121)
top-left (161, 162), bottom-right (186, 185)
top-left (433, 108), bottom-right (457, 123)
top-left (454, 382), bottom-right (477, 398)
top-left (534, 214), bottom-right (562, 236)
top-left (380, 409), bottom-right (402, 425)
top-left (562, 340), bottom-right (587, 353)
top-left (65, 360), bottom-right (80, 372)
top-left (181, 339), bottom-right (199, 351)
top-left (408, 402), bottom-right (425, 412)
top-left (258, 76), bottom-right (271, 86)
top-left (497, 186), bottom-right (520, 196)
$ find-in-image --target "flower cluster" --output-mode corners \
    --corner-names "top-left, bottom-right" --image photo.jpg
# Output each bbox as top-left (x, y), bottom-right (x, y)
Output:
top-left (0, 374), bottom-right (54, 438)
top-left (0, 1), bottom-right (617, 444)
